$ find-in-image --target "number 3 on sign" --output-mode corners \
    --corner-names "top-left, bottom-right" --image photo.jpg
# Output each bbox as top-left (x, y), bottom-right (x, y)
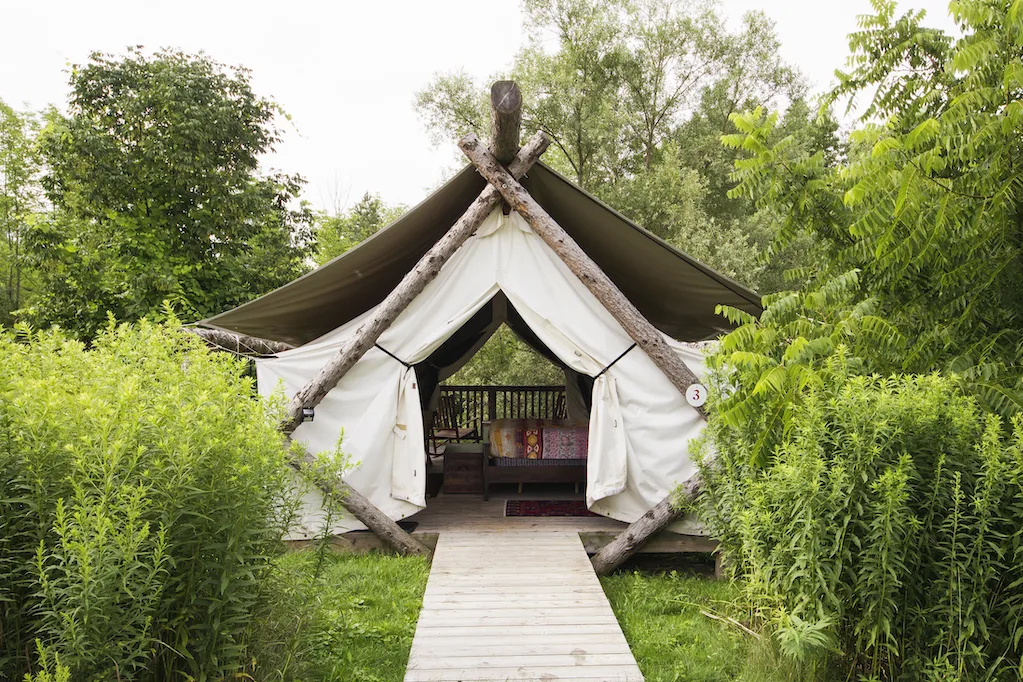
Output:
top-left (686, 383), bottom-right (707, 408)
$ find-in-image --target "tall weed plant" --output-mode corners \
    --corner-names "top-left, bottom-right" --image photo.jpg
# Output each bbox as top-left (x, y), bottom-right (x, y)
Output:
top-left (696, 349), bottom-right (1023, 681)
top-left (0, 320), bottom-right (299, 681)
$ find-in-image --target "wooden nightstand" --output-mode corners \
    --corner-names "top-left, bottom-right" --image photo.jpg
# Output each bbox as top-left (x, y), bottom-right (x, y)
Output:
top-left (442, 443), bottom-right (484, 494)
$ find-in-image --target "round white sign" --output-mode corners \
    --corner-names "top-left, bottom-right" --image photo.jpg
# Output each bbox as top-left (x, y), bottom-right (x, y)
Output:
top-left (686, 383), bottom-right (707, 407)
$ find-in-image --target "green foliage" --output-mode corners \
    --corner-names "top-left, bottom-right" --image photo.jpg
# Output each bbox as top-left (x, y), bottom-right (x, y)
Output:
top-left (724, 0), bottom-right (1023, 413)
top-left (314, 192), bottom-right (407, 265)
top-left (0, 99), bottom-right (40, 325)
top-left (601, 569), bottom-right (814, 682)
top-left (23, 48), bottom-right (313, 339)
top-left (0, 320), bottom-right (298, 681)
top-left (697, 355), bottom-right (1023, 680)
top-left (445, 325), bottom-right (564, 386)
top-left (246, 550), bottom-right (429, 682)
top-left (415, 0), bottom-right (834, 294)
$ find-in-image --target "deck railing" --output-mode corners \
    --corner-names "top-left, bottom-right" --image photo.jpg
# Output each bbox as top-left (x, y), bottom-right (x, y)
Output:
top-left (437, 385), bottom-right (567, 440)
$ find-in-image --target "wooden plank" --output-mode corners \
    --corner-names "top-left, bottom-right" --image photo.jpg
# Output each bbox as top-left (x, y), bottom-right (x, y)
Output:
top-left (404, 530), bottom-right (643, 681)
top-left (405, 665), bottom-right (643, 681)
top-left (410, 653), bottom-right (638, 668)
top-left (410, 624), bottom-right (625, 638)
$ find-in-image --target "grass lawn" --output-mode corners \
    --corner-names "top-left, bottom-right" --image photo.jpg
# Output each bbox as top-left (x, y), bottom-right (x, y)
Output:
top-left (251, 549), bottom-right (429, 682)
top-left (602, 567), bottom-right (799, 682)
top-left (253, 551), bottom-right (798, 682)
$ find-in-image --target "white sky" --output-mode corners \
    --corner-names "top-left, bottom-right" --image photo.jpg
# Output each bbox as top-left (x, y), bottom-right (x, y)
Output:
top-left (2, 0), bottom-right (956, 211)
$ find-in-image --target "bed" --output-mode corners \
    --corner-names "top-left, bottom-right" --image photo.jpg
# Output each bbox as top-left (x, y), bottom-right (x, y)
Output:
top-left (482, 418), bottom-right (589, 500)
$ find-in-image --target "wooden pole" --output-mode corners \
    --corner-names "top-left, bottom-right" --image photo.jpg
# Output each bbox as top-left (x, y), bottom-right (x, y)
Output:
top-left (458, 133), bottom-right (707, 417)
top-left (490, 81), bottom-right (522, 164)
top-left (187, 326), bottom-right (293, 356)
top-left (458, 133), bottom-right (710, 573)
top-left (288, 455), bottom-right (432, 557)
top-left (281, 130), bottom-right (548, 434)
top-left (589, 475), bottom-right (702, 574)
top-left (276, 131), bottom-right (549, 558)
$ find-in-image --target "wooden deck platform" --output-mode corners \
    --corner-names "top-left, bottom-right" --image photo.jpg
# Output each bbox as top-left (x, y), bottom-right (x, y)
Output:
top-left (327, 488), bottom-right (717, 556)
top-left (404, 530), bottom-right (644, 682)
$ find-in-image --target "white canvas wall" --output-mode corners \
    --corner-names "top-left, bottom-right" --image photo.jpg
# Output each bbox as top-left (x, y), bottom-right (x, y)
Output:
top-left (257, 210), bottom-right (708, 538)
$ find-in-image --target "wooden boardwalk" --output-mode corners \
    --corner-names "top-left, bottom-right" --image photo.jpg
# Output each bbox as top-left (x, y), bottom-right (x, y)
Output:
top-left (404, 530), bottom-right (644, 682)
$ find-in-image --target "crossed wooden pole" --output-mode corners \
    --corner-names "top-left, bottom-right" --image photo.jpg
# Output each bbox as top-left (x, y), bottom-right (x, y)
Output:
top-left (279, 82), bottom-right (708, 572)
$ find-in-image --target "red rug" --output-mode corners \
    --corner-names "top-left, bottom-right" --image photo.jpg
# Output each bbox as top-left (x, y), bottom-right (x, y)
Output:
top-left (505, 499), bottom-right (599, 517)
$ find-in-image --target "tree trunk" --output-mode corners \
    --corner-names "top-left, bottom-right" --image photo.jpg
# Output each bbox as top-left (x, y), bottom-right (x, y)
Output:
top-left (590, 474), bottom-right (703, 575)
top-left (289, 455), bottom-right (433, 557)
top-left (458, 133), bottom-right (708, 419)
top-left (280, 131), bottom-right (550, 435)
top-left (188, 326), bottom-right (294, 356)
top-left (490, 81), bottom-right (522, 164)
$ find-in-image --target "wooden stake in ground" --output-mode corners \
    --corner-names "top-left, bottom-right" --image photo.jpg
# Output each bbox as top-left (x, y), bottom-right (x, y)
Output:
top-left (459, 133), bottom-right (709, 573)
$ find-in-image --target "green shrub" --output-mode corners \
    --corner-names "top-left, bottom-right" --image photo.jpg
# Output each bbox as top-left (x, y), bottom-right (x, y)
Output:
top-left (696, 354), bottom-right (1023, 681)
top-left (0, 320), bottom-right (298, 681)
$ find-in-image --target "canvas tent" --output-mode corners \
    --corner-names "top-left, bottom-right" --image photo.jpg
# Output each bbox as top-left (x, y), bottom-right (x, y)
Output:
top-left (202, 161), bottom-right (761, 538)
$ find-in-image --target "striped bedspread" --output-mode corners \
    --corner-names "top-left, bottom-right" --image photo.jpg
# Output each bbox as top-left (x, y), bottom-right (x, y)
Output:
top-left (489, 418), bottom-right (589, 460)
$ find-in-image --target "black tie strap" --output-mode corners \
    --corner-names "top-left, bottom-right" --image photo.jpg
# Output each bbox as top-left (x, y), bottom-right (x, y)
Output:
top-left (594, 343), bottom-right (636, 379)
top-left (375, 343), bottom-right (413, 369)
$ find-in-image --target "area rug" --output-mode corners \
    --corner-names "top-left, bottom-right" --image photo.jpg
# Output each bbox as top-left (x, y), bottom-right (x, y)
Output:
top-left (505, 500), bottom-right (599, 517)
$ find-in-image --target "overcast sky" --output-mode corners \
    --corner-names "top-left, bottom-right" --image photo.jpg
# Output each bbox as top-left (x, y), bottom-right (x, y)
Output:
top-left (2, 0), bottom-right (957, 211)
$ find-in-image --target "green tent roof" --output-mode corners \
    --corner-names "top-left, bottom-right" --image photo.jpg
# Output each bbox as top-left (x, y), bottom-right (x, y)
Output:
top-left (201, 163), bottom-right (762, 346)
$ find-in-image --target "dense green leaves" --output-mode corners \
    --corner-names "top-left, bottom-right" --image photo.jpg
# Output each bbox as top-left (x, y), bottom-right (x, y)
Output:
top-left (415, 0), bottom-right (833, 295)
top-left (0, 321), bottom-right (298, 680)
top-left (697, 366), bottom-right (1023, 680)
top-left (313, 192), bottom-right (406, 265)
top-left (700, 2), bottom-right (1023, 680)
top-left (0, 100), bottom-right (39, 325)
top-left (22, 49), bottom-right (313, 339)
top-left (725, 0), bottom-right (1023, 414)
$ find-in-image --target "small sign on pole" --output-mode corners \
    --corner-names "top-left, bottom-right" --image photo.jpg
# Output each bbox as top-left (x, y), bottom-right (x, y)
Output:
top-left (686, 383), bottom-right (707, 408)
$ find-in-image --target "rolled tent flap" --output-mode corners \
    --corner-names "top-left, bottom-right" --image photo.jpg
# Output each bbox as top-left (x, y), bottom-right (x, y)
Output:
top-left (257, 210), bottom-right (712, 536)
top-left (587, 374), bottom-right (628, 505)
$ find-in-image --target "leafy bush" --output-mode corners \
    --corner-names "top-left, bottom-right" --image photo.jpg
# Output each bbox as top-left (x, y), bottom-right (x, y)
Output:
top-left (696, 350), bottom-right (1023, 681)
top-left (0, 320), bottom-right (298, 681)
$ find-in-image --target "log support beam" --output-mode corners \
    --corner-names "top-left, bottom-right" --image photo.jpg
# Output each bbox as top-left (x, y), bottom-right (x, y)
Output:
top-left (288, 456), bottom-right (432, 557)
top-left (188, 326), bottom-right (293, 356)
top-left (281, 130), bottom-right (548, 435)
top-left (490, 80), bottom-right (522, 164)
top-left (458, 132), bottom-right (711, 574)
top-left (589, 474), bottom-right (703, 575)
top-left (277, 124), bottom-right (547, 558)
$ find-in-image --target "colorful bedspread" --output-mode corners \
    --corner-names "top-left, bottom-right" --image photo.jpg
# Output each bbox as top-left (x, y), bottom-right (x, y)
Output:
top-left (489, 418), bottom-right (589, 460)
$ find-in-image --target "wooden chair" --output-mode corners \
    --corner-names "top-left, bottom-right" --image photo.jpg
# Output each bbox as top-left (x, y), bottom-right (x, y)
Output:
top-left (429, 394), bottom-right (477, 453)
top-left (554, 392), bottom-right (567, 419)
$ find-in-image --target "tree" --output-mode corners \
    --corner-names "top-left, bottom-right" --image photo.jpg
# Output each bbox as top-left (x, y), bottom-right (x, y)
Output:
top-left (25, 48), bottom-right (313, 339)
top-left (0, 100), bottom-right (40, 325)
top-left (722, 0), bottom-right (1023, 414)
top-left (414, 0), bottom-right (830, 294)
top-left (313, 192), bottom-right (406, 265)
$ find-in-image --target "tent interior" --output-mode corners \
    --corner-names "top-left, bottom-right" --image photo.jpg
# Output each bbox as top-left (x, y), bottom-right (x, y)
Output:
top-left (416, 290), bottom-right (593, 426)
